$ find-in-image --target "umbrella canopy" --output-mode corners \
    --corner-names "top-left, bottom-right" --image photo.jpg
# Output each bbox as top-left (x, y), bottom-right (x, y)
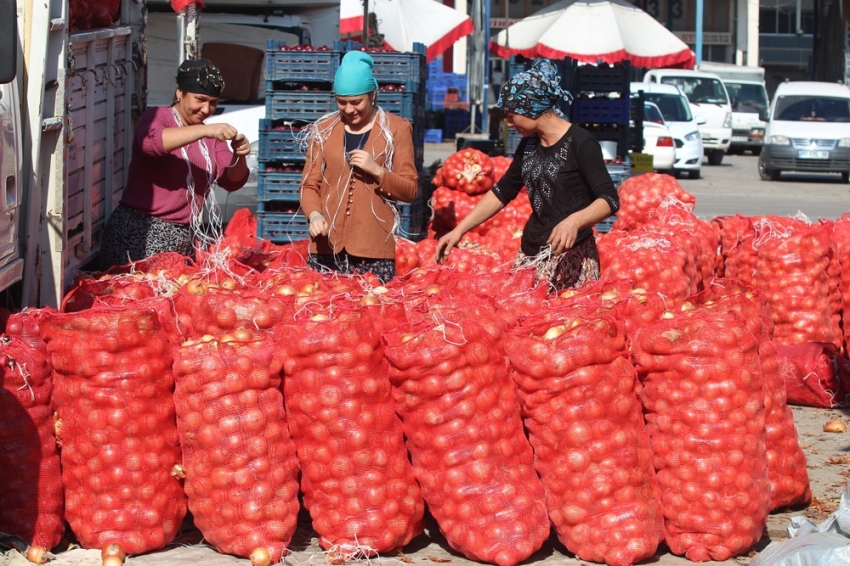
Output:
top-left (490, 0), bottom-right (694, 69)
top-left (340, 0), bottom-right (475, 62)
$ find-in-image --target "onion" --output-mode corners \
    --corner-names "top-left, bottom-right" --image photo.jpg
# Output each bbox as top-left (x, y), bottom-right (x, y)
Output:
top-left (823, 420), bottom-right (846, 433)
top-left (310, 314), bottom-right (330, 322)
top-left (300, 283), bottom-right (317, 295)
top-left (360, 294), bottom-right (380, 306)
top-left (424, 284), bottom-right (441, 296)
top-left (232, 329), bottom-right (253, 342)
top-left (26, 545), bottom-right (48, 564)
top-left (400, 333), bottom-right (416, 343)
top-left (600, 290), bottom-right (621, 302)
top-left (680, 301), bottom-right (695, 311)
top-left (274, 285), bottom-right (297, 296)
top-left (170, 464), bottom-right (187, 479)
top-left (53, 412), bottom-right (62, 442)
top-left (187, 279), bottom-right (206, 295)
top-left (560, 290), bottom-right (580, 299)
top-left (250, 547), bottom-right (272, 566)
top-left (661, 311), bottom-right (675, 319)
top-left (372, 286), bottom-right (389, 294)
top-left (102, 557), bottom-right (124, 566)
top-left (101, 543), bottom-right (126, 562)
top-left (177, 274), bottom-right (190, 285)
top-left (543, 325), bottom-right (565, 341)
top-left (220, 277), bottom-right (237, 290)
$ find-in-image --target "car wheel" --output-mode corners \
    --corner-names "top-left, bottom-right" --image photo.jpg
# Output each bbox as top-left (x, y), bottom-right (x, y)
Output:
top-left (707, 150), bottom-right (724, 166)
top-left (727, 147), bottom-right (743, 155)
top-left (842, 171), bottom-right (850, 183)
top-left (751, 146), bottom-right (762, 156)
top-left (758, 154), bottom-right (780, 181)
top-left (688, 169), bottom-right (700, 180)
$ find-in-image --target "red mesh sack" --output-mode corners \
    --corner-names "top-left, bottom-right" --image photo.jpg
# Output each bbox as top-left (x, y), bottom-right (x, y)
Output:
top-left (61, 276), bottom-right (157, 313)
top-left (480, 225), bottom-right (524, 262)
top-left (826, 215), bottom-right (850, 348)
top-left (173, 285), bottom-right (291, 340)
top-left (441, 149), bottom-right (495, 195)
top-left (42, 307), bottom-right (186, 553)
top-left (4, 308), bottom-right (55, 358)
top-left (612, 174), bottom-right (695, 231)
top-left (632, 311), bottom-right (770, 561)
top-left (173, 331), bottom-right (300, 560)
top-left (395, 237), bottom-right (421, 277)
top-left (751, 218), bottom-right (837, 347)
top-left (684, 281), bottom-right (811, 510)
top-left (505, 314), bottom-right (665, 566)
top-left (0, 337), bottom-right (64, 549)
top-left (383, 308), bottom-right (550, 566)
top-left (597, 232), bottom-right (695, 307)
top-left (775, 342), bottom-right (850, 408)
top-left (280, 308), bottom-right (424, 553)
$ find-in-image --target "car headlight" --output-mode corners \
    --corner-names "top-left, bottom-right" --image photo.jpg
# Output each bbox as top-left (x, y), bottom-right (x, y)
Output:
top-left (723, 112), bottom-right (732, 129)
top-left (769, 135), bottom-right (790, 145)
top-left (246, 141), bottom-right (259, 184)
top-left (839, 138), bottom-right (850, 147)
top-left (684, 131), bottom-right (700, 142)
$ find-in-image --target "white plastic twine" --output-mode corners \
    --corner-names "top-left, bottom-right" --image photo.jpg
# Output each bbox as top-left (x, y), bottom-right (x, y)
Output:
top-left (751, 217), bottom-right (794, 250)
top-left (429, 307), bottom-right (467, 346)
top-left (656, 194), bottom-right (695, 220)
top-left (625, 237), bottom-right (672, 252)
top-left (171, 107), bottom-right (223, 253)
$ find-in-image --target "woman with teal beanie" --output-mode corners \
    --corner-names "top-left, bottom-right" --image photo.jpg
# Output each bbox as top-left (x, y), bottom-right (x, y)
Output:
top-left (300, 50), bottom-right (419, 283)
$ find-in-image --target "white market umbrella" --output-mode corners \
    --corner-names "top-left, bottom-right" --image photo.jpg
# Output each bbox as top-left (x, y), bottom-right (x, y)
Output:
top-left (340, 0), bottom-right (475, 62)
top-left (490, 0), bottom-right (694, 69)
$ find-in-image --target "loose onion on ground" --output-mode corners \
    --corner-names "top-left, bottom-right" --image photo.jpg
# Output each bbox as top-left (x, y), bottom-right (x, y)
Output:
top-left (250, 547), bottom-right (272, 566)
top-left (823, 420), bottom-right (846, 433)
top-left (101, 543), bottom-right (126, 562)
top-left (26, 545), bottom-right (48, 564)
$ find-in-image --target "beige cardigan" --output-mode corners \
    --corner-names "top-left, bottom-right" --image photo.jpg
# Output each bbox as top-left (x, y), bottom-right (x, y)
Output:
top-left (299, 110), bottom-right (419, 259)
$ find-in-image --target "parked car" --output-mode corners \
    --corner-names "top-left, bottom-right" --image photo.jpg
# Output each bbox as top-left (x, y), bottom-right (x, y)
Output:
top-left (631, 82), bottom-right (704, 179)
top-left (641, 102), bottom-right (676, 173)
top-left (644, 69), bottom-right (733, 166)
top-left (759, 81), bottom-right (850, 183)
top-left (697, 62), bottom-right (768, 155)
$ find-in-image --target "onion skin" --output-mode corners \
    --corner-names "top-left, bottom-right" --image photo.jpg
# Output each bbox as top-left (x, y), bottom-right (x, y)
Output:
top-left (102, 556), bottom-right (124, 566)
top-left (101, 543), bottom-right (126, 562)
top-left (823, 420), bottom-right (847, 433)
top-left (26, 545), bottom-right (48, 564)
top-left (250, 547), bottom-right (272, 566)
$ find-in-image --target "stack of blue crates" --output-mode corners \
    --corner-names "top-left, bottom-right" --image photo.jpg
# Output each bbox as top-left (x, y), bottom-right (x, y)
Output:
top-left (426, 59), bottom-right (468, 111)
top-left (258, 41), bottom-right (341, 243)
top-left (258, 40), bottom-right (428, 244)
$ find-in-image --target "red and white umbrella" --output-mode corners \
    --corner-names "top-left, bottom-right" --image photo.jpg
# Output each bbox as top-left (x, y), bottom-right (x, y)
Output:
top-left (490, 0), bottom-right (694, 69)
top-left (340, 0), bottom-right (475, 62)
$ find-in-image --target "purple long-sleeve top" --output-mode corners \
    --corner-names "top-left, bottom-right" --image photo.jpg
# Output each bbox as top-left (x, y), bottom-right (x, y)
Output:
top-left (119, 106), bottom-right (248, 225)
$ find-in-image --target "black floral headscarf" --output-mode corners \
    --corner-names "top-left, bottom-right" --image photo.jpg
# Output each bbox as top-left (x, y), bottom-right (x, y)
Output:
top-left (498, 59), bottom-right (573, 118)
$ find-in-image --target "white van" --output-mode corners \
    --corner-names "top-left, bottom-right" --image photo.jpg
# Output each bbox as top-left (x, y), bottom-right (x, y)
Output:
top-left (697, 62), bottom-right (768, 155)
top-left (631, 82), bottom-right (704, 179)
top-left (759, 81), bottom-right (850, 182)
top-left (644, 69), bottom-right (733, 166)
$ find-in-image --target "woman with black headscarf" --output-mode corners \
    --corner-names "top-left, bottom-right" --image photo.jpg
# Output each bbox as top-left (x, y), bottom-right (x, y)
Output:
top-left (100, 59), bottom-right (250, 269)
top-left (435, 59), bottom-right (619, 291)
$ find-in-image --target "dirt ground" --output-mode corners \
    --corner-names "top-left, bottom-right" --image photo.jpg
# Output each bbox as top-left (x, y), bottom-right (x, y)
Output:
top-left (2, 404), bottom-right (848, 566)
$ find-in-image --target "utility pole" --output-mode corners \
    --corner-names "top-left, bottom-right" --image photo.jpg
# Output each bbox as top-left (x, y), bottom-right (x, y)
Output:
top-left (362, 0), bottom-right (369, 45)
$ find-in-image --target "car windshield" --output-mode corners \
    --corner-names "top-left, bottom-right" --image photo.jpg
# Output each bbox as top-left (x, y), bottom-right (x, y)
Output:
top-left (660, 77), bottom-right (729, 105)
top-left (725, 82), bottom-right (768, 113)
top-left (773, 95), bottom-right (850, 122)
top-left (643, 103), bottom-right (665, 124)
top-left (641, 92), bottom-right (694, 122)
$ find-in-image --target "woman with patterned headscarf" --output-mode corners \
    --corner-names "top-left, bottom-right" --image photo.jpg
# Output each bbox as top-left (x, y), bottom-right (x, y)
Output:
top-left (100, 58), bottom-right (250, 269)
top-left (435, 59), bottom-right (619, 290)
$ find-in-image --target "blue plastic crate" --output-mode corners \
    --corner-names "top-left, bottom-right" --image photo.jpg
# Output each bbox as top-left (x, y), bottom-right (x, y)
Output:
top-left (606, 158), bottom-right (631, 188)
top-left (258, 120), bottom-right (309, 162)
top-left (265, 40), bottom-right (340, 83)
top-left (334, 41), bottom-right (425, 87)
top-left (573, 64), bottom-right (630, 94)
top-left (572, 98), bottom-right (630, 125)
top-left (377, 91), bottom-right (419, 120)
top-left (256, 207), bottom-right (309, 243)
top-left (595, 215), bottom-right (618, 234)
top-left (508, 128), bottom-right (523, 156)
top-left (266, 90), bottom-right (336, 121)
top-left (257, 165), bottom-right (303, 201)
top-left (397, 196), bottom-right (425, 241)
top-left (424, 129), bottom-right (443, 143)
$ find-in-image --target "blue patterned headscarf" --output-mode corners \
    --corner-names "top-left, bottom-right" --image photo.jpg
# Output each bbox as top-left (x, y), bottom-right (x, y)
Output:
top-left (498, 59), bottom-right (573, 118)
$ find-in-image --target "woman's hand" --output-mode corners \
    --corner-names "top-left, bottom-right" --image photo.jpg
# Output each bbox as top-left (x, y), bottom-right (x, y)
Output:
top-left (309, 213), bottom-right (329, 238)
top-left (435, 229), bottom-right (463, 264)
top-left (547, 215), bottom-right (581, 255)
top-left (205, 123), bottom-right (238, 141)
top-left (230, 134), bottom-right (250, 156)
top-left (347, 149), bottom-right (383, 180)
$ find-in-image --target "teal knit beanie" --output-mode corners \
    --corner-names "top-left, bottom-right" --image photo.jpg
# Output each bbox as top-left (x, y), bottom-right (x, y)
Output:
top-left (333, 51), bottom-right (378, 96)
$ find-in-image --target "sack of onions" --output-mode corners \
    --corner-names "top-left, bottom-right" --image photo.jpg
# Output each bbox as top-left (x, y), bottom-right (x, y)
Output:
top-left (42, 306), bottom-right (186, 554)
top-left (824, 215), bottom-right (850, 349)
top-left (505, 313), bottom-right (665, 566)
top-left (279, 307), bottom-right (424, 554)
top-left (3, 307), bottom-right (55, 357)
top-left (173, 329), bottom-right (300, 561)
top-left (632, 311), bottom-right (770, 562)
top-left (612, 174), bottom-right (695, 232)
top-left (775, 342), bottom-right (850, 408)
top-left (711, 214), bottom-right (751, 277)
top-left (0, 337), bottom-right (65, 549)
top-left (597, 233), bottom-right (695, 307)
top-left (383, 308), bottom-right (550, 566)
top-left (751, 218), bottom-right (837, 347)
top-left (395, 236), bottom-right (421, 277)
top-left (682, 280), bottom-right (811, 509)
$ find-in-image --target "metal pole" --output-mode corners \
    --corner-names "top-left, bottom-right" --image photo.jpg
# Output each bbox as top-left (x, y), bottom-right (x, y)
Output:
top-left (696, 0), bottom-right (704, 64)
top-left (504, 0), bottom-right (510, 49)
top-left (482, 0), bottom-right (490, 134)
top-left (362, 0), bottom-right (369, 46)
